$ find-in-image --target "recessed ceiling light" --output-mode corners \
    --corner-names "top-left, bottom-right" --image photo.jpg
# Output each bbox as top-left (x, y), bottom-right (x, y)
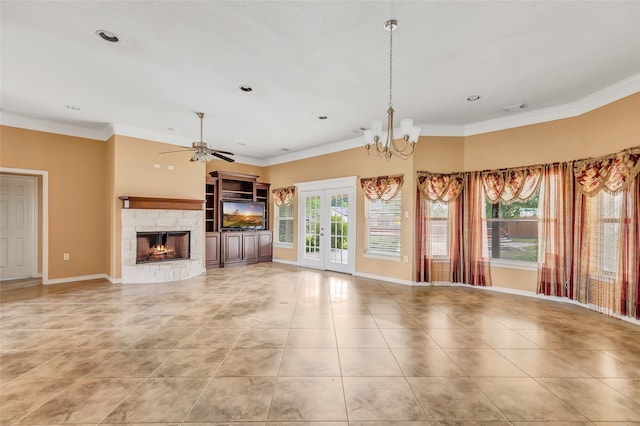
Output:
top-left (65, 105), bottom-right (81, 111)
top-left (239, 86), bottom-right (253, 92)
top-left (318, 116), bottom-right (328, 120)
top-left (467, 95), bottom-right (481, 101)
top-left (95, 30), bottom-right (120, 43)
top-left (166, 127), bottom-right (176, 132)
top-left (238, 142), bottom-right (247, 146)
top-left (280, 148), bottom-right (290, 152)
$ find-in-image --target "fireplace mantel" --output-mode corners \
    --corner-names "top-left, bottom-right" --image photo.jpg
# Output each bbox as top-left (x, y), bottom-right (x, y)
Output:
top-left (119, 196), bottom-right (204, 210)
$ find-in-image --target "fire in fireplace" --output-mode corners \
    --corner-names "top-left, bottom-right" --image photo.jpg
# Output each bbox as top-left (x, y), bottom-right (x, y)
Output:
top-left (136, 231), bottom-right (190, 264)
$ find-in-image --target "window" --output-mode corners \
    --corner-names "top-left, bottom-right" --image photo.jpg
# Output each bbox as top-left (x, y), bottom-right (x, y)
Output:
top-left (485, 190), bottom-right (539, 263)
top-left (276, 202), bottom-right (294, 245)
top-left (365, 190), bottom-right (402, 256)
top-left (590, 190), bottom-right (622, 274)
top-left (428, 201), bottom-right (449, 257)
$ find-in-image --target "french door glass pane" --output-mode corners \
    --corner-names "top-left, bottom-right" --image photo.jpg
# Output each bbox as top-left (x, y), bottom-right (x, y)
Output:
top-left (330, 193), bottom-right (348, 265)
top-left (304, 195), bottom-right (321, 261)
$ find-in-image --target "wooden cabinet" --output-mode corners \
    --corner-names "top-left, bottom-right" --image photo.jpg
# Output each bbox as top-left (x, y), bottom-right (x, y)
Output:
top-left (207, 171), bottom-right (272, 268)
top-left (220, 230), bottom-right (272, 267)
top-left (222, 232), bottom-right (243, 265)
top-left (205, 232), bottom-right (220, 268)
top-left (258, 230), bottom-right (273, 260)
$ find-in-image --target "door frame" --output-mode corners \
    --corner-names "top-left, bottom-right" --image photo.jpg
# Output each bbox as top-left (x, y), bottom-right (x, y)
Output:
top-left (295, 176), bottom-right (357, 274)
top-left (0, 167), bottom-right (49, 283)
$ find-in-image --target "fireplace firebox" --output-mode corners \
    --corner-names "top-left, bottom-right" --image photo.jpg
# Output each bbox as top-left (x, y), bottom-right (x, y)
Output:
top-left (136, 231), bottom-right (190, 264)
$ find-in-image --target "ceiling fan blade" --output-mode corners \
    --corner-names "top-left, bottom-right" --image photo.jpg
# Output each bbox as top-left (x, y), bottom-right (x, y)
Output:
top-left (210, 149), bottom-right (235, 155)
top-left (158, 148), bottom-right (195, 154)
top-left (211, 151), bottom-right (235, 163)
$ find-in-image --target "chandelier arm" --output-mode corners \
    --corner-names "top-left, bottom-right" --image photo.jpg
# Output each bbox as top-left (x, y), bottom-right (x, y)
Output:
top-left (391, 138), bottom-right (416, 155)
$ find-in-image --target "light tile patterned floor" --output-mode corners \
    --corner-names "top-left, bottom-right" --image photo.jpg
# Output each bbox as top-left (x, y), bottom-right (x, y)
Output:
top-left (2, 263), bottom-right (640, 424)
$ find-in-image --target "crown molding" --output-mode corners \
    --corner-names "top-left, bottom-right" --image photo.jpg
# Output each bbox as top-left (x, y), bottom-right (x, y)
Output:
top-left (260, 124), bottom-right (467, 166)
top-left (0, 110), bottom-right (114, 141)
top-left (419, 124), bottom-right (466, 137)
top-left (111, 123), bottom-right (192, 146)
top-left (464, 72), bottom-right (640, 136)
top-left (261, 135), bottom-right (365, 166)
top-left (3, 72), bottom-right (639, 164)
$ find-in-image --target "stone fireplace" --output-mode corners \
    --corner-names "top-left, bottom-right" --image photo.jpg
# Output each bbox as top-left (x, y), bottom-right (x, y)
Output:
top-left (120, 197), bottom-right (205, 284)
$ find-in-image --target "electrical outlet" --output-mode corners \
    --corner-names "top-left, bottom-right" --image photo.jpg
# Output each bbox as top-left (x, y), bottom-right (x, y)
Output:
top-left (63, 253), bottom-right (70, 261)
top-left (167, 165), bottom-right (175, 170)
top-left (403, 255), bottom-right (408, 263)
top-left (153, 164), bottom-right (161, 169)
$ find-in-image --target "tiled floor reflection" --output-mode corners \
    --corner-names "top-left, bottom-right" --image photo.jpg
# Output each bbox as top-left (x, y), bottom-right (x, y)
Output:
top-left (2, 263), bottom-right (640, 424)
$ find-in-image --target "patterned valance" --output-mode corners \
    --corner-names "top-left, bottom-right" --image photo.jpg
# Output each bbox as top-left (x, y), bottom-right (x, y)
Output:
top-left (417, 173), bottom-right (463, 203)
top-left (574, 146), bottom-right (640, 196)
top-left (482, 167), bottom-right (542, 204)
top-left (360, 174), bottom-right (404, 202)
top-left (272, 186), bottom-right (295, 206)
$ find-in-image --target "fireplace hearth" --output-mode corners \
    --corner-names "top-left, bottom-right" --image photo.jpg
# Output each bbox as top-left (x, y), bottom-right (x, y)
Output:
top-left (136, 231), bottom-right (190, 264)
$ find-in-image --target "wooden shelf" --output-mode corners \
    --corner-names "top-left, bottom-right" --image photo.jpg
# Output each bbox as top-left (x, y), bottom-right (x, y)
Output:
top-left (119, 196), bottom-right (204, 210)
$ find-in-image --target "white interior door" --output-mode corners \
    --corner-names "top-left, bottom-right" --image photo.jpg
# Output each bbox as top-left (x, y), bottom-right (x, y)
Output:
top-left (299, 187), bottom-right (354, 274)
top-left (0, 174), bottom-right (37, 280)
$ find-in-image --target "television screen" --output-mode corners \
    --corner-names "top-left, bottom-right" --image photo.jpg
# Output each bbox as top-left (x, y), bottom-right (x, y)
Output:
top-left (221, 200), bottom-right (265, 230)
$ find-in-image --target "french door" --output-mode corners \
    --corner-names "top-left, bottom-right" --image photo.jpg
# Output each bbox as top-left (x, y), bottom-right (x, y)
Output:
top-left (299, 187), bottom-right (354, 274)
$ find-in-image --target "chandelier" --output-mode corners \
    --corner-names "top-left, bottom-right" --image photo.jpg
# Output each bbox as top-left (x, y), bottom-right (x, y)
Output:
top-left (364, 20), bottom-right (421, 160)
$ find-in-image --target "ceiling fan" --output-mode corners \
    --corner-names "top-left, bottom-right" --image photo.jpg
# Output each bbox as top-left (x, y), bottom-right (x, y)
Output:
top-left (160, 112), bottom-right (235, 163)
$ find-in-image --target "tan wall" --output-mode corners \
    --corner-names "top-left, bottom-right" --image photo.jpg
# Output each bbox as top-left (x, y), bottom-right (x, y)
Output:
top-left (113, 135), bottom-right (205, 199)
top-left (414, 136), bottom-right (466, 173)
top-left (0, 126), bottom-right (108, 280)
top-left (490, 266), bottom-right (538, 293)
top-left (464, 92), bottom-right (640, 171)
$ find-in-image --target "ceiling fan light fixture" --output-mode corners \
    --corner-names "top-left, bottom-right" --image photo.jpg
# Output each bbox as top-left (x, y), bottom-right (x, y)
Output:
top-left (158, 112), bottom-right (235, 163)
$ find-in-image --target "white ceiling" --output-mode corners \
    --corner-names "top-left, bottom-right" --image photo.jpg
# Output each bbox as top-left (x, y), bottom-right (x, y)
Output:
top-left (2, 1), bottom-right (640, 165)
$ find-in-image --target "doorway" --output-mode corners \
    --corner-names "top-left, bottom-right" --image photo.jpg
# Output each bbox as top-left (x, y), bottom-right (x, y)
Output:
top-left (0, 174), bottom-right (37, 280)
top-left (297, 177), bottom-right (356, 274)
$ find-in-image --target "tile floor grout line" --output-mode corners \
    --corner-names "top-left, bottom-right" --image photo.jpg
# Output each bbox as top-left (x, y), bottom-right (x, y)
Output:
top-left (332, 286), bottom-right (351, 423)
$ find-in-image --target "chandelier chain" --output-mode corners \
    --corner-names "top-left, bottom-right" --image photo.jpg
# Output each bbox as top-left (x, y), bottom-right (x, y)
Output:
top-left (389, 24), bottom-right (393, 108)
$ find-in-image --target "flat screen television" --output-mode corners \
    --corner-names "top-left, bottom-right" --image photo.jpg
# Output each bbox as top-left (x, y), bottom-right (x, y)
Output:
top-left (221, 200), bottom-right (266, 230)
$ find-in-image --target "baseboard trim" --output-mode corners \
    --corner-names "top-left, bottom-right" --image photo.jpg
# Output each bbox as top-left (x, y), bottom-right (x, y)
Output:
top-left (417, 280), bottom-right (640, 326)
top-left (353, 272), bottom-right (414, 287)
top-left (272, 258), bottom-right (300, 266)
top-left (44, 273), bottom-right (113, 285)
top-left (105, 275), bottom-right (122, 284)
